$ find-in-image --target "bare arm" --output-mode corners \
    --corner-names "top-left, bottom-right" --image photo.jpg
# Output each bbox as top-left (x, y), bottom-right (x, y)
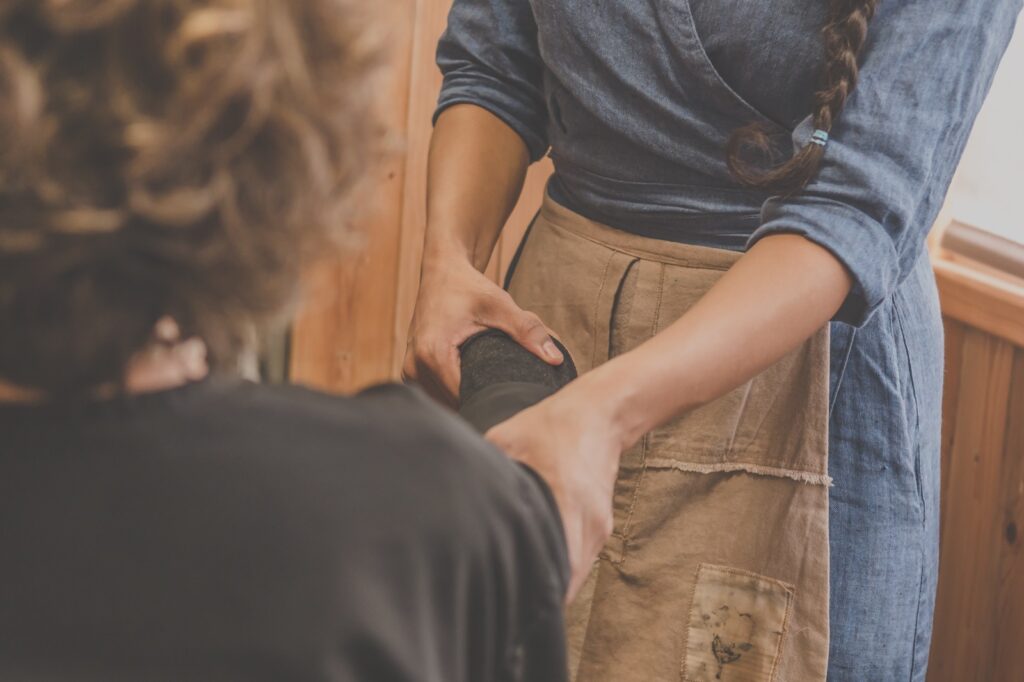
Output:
top-left (404, 104), bottom-right (562, 405)
top-left (487, 233), bottom-right (851, 597)
top-left (593, 234), bottom-right (851, 447)
top-left (422, 104), bottom-right (530, 271)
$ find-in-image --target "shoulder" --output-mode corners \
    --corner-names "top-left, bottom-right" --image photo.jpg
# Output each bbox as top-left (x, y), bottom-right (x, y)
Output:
top-left (204, 379), bottom-right (553, 541)
top-left (226, 380), bottom-right (502, 474)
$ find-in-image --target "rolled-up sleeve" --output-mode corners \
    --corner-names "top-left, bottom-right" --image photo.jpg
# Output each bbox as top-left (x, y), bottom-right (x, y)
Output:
top-left (749, 0), bottom-right (1023, 326)
top-left (435, 0), bottom-right (549, 161)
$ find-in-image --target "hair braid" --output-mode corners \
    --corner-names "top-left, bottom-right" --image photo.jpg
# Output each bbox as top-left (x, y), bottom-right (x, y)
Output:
top-left (726, 0), bottom-right (880, 195)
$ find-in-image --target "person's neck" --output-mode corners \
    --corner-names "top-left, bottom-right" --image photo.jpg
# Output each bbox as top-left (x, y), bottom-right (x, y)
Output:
top-left (0, 319), bottom-right (210, 405)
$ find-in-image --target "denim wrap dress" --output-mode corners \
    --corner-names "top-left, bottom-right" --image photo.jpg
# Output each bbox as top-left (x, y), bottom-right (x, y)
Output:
top-left (434, 1), bottom-right (1023, 680)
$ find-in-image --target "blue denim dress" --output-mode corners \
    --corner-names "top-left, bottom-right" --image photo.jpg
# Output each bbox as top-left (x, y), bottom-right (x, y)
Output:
top-left (435, 1), bottom-right (1023, 679)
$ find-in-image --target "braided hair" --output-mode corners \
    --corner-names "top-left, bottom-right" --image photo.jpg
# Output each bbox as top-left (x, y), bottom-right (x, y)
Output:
top-left (726, 0), bottom-right (880, 194)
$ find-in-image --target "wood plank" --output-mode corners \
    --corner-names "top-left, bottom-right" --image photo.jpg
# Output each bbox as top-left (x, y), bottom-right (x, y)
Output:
top-left (993, 348), bottom-right (1024, 680)
top-left (928, 329), bottom-right (1014, 681)
top-left (935, 257), bottom-right (1024, 348)
top-left (939, 318), bottom-right (965, 541)
top-left (940, 219), bottom-right (1024, 281)
top-left (288, 6), bottom-right (415, 393)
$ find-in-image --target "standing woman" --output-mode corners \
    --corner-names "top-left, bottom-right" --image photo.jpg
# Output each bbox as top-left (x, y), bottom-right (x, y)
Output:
top-left (405, 1), bottom-right (1022, 680)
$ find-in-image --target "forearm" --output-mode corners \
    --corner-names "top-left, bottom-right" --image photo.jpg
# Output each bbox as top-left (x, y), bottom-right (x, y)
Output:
top-left (584, 234), bottom-right (853, 448)
top-left (405, 104), bottom-right (560, 401)
top-left (424, 104), bottom-right (532, 272)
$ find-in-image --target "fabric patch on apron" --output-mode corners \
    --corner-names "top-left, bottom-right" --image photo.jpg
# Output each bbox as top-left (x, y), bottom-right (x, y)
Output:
top-left (682, 564), bottom-right (794, 682)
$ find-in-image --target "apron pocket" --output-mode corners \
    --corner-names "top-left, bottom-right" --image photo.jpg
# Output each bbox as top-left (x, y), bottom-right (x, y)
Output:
top-left (507, 214), bottom-right (642, 562)
top-left (682, 564), bottom-right (795, 682)
top-left (644, 260), bottom-right (832, 485)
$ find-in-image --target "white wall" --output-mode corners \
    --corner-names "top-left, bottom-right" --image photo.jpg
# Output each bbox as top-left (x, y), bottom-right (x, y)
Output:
top-left (943, 16), bottom-right (1024, 244)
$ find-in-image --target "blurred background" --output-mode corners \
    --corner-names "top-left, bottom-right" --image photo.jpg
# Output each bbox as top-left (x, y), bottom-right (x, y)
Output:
top-left (941, 16), bottom-right (1024, 247)
top-left (278, 6), bottom-right (1022, 680)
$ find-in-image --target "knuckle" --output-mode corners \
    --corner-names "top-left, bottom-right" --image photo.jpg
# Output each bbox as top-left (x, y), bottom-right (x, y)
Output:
top-left (421, 347), bottom-right (455, 381)
top-left (411, 335), bottom-right (442, 363)
top-left (424, 339), bottom-right (450, 362)
top-left (520, 312), bottom-right (545, 335)
top-left (408, 337), bottom-right (428, 359)
top-left (477, 289), bottom-right (508, 316)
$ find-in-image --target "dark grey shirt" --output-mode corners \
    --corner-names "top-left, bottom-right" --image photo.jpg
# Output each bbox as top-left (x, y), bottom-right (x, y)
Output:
top-left (0, 379), bottom-right (568, 682)
top-left (435, 0), bottom-right (1022, 325)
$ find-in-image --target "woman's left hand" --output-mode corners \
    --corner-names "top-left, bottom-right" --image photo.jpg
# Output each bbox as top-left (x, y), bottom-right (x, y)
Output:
top-left (485, 383), bottom-right (625, 601)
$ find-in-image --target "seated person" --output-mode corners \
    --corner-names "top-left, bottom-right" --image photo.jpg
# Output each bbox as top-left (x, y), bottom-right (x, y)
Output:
top-left (0, 1), bottom-right (609, 679)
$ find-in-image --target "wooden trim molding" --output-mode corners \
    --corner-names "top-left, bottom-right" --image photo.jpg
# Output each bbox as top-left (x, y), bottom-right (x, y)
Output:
top-left (941, 220), bottom-right (1024, 280)
top-left (934, 255), bottom-right (1024, 348)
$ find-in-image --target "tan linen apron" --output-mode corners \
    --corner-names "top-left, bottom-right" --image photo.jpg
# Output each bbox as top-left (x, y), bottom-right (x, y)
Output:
top-left (507, 195), bottom-right (831, 682)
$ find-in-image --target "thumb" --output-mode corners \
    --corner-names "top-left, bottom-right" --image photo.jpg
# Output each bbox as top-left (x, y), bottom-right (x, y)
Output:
top-left (485, 294), bottom-right (564, 366)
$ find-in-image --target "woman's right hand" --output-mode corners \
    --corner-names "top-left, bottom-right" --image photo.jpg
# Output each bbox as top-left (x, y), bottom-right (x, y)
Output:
top-left (403, 256), bottom-right (564, 407)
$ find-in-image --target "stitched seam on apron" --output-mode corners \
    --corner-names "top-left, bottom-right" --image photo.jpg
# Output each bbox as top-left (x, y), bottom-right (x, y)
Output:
top-left (606, 258), bottom-right (642, 365)
top-left (645, 457), bottom-right (833, 487)
top-left (541, 215), bottom-right (736, 272)
top-left (618, 262), bottom-right (667, 540)
top-left (768, 574), bottom-right (794, 682)
top-left (612, 263), bottom-right (668, 565)
top-left (724, 381), bottom-right (754, 459)
top-left (590, 251), bottom-right (618, 366)
top-left (679, 564), bottom-right (700, 682)
top-left (604, 433), bottom-right (648, 566)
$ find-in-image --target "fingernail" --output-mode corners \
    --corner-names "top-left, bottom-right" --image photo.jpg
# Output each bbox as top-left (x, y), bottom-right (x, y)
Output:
top-left (543, 339), bottom-right (562, 362)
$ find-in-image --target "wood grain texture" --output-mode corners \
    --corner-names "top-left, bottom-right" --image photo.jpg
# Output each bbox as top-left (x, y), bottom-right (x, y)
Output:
top-left (288, 5), bottom-right (415, 392)
top-left (928, 329), bottom-right (1020, 681)
top-left (992, 348), bottom-right (1024, 680)
top-left (935, 257), bottom-right (1024, 348)
top-left (939, 319), bottom-right (965, 542)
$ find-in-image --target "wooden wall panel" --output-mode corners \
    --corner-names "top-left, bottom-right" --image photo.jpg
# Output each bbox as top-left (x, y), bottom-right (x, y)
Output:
top-left (288, 4), bottom-right (415, 392)
top-left (929, 331), bottom-right (1014, 681)
top-left (993, 350), bottom-right (1024, 679)
top-left (929, 265), bottom-right (1024, 681)
top-left (935, 257), bottom-right (1024, 348)
top-left (939, 319), bottom-right (966, 527)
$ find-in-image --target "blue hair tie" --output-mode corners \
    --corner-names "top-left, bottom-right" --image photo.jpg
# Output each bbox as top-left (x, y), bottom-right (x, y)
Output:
top-left (810, 129), bottom-right (829, 147)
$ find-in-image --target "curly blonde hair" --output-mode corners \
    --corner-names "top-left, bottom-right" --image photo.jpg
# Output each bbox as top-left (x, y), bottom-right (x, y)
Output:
top-left (0, 0), bottom-right (384, 394)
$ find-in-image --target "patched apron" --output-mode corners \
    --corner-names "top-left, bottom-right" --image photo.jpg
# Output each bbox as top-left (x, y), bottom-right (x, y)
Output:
top-left (507, 195), bottom-right (831, 682)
